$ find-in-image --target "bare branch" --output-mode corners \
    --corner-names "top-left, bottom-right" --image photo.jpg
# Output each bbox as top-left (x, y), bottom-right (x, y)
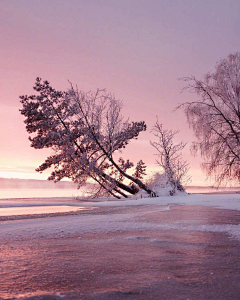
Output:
top-left (179, 52), bottom-right (240, 185)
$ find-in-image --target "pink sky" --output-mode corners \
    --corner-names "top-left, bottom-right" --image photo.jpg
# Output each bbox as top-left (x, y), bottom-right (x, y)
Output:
top-left (1, 0), bottom-right (240, 185)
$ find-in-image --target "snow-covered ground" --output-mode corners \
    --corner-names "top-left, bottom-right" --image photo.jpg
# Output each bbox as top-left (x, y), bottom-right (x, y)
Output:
top-left (1, 192), bottom-right (240, 241)
top-left (78, 192), bottom-right (240, 211)
top-left (1, 191), bottom-right (240, 210)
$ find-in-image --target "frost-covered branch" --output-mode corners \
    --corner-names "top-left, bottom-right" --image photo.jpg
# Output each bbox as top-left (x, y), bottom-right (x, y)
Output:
top-left (150, 120), bottom-right (190, 195)
top-left (178, 52), bottom-right (240, 185)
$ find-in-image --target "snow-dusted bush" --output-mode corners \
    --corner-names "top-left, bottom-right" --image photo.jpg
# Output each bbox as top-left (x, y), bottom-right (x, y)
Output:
top-left (150, 121), bottom-right (190, 195)
top-left (135, 172), bottom-right (188, 198)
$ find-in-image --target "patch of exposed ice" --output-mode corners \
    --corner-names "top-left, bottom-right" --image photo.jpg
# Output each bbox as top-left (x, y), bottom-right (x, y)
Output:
top-left (0, 205), bottom-right (86, 216)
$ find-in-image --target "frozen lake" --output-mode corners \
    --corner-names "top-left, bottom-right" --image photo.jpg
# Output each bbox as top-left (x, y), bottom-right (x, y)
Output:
top-left (0, 205), bottom-right (86, 216)
top-left (0, 188), bottom-right (85, 199)
top-left (1, 198), bottom-right (240, 300)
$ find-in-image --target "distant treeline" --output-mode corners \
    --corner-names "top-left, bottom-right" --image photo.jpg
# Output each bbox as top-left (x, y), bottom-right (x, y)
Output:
top-left (0, 178), bottom-right (78, 189)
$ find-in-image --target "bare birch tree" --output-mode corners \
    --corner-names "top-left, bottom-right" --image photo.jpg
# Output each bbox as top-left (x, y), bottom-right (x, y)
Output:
top-left (179, 52), bottom-right (240, 185)
top-left (150, 120), bottom-right (190, 195)
top-left (20, 78), bottom-right (156, 198)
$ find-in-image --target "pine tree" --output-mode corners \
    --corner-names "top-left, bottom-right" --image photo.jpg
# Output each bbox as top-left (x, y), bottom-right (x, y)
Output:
top-left (133, 160), bottom-right (147, 180)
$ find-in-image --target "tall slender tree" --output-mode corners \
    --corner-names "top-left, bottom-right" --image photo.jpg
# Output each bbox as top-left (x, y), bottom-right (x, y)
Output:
top-left (150, 120), bottom-right (190, 195)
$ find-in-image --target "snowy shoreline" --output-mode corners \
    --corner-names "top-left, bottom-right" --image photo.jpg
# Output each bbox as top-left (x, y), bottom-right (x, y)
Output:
top-left (1, 193), bottom-right (240, 240)
top-left (1, 192), bottom-right (240, 211)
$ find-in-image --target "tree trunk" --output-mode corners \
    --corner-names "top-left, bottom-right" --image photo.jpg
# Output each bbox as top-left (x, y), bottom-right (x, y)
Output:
top-left (106, 158), bottom-right (157, 197)
top-left (100, 172), bottom-right (138, 195)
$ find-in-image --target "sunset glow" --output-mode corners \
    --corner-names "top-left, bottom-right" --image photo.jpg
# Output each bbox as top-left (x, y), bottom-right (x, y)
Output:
top-left (1, 1), bottom-right (240, 186)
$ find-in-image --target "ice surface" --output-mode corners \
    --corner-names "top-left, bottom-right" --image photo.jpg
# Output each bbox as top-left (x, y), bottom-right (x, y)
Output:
top-left (0, 188), bottom-right (85, 199)
top-left (0, 205), bottom-right (85, 216)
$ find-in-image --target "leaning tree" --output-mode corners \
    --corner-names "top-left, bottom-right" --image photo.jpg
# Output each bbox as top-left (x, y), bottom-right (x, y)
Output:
top-left (20, 78), bottom-right (156, 198)
top-left (179, 52), bottom-right (240, 185)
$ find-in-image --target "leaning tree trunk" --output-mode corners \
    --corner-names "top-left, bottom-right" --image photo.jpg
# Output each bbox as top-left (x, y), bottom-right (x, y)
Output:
top-left (106, 157), bottom-right (157, 197)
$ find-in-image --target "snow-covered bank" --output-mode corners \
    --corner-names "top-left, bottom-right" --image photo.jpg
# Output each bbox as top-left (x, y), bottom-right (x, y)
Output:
top-left (0, 193), bottom-right (240, 242)
top-left (1, 192), bottom-right (240, 212)
top-left (1, 194), bottom-right (240, 242)
top-left (78, 193), bottom-right (240, 211)
top-left (1, 204), bottom-right (240, 243)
